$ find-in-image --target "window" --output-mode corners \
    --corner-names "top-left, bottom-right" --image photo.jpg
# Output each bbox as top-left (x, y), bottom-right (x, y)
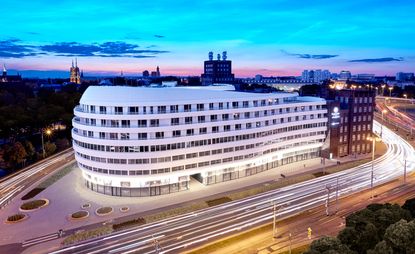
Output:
top-left (170, 105), bottom-right (178, 113)
top-left (197, 104), bottom-right (204, 111)
top-left (121, 120), bottom-right (130, 127)
top-left (232, 102), bottom-right (239, 108)
top-left (173, 130), bottom-right (181, 137)
top-left (244, 112), bottom-right (250, 118)
top-left (199, 127), bottom-right (207, 134)
top-left (210, 115), bottom-right (218, 121)
top-left (138, 133), bottom-right (147, 140)
top-left (150, 119), bottom-right (159, 127)
top-left (186, 129), bottom-right (194, 136)
top-left (243, 101), bottom-right (249, 108)
top-left (90, 105), bottom-right (95, 113)
top-left (99, 106), bottom-right (106, 114)
top-left (155, 132), bottom-right (164, 139)
top-left (246, 123), bottom-right (252, 129)
top-left (129, 106), bottom-right (139, 114)
top-left (115, 107), bottom-right (123, 114)
top-left (99, 132), bottom-right (105, 139)
top-left (120, 133), bottom-right (130, 140)
top-left (184, 104), bottom-right (192, 112)
top-left (222, 114), bottom-right (229, 120)
top-left (185, 117), bottom-right (193, 124)
top-left (171, 118), bottom-right (180, 126)
top-left (224, 125), bottom-right (231, 131)
top-left (138, 120), bottom-right (147, 127)
top-left (209, 103), bottom-right (214, 110)
top-left (219, 102), bottom-right (224, 109)
top-left (198, 116), bottom-right (205, 123)
top-left (235, 124), bottom-right (241, 130)
top-left (158, 106), bottom-right (166, 114)
top-left (212, 126), bottom-right (219, 133)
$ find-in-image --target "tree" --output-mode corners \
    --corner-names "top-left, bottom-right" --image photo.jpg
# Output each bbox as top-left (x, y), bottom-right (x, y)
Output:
top-left (304, 236), bottom-right (355, 254)
top-left (367, 241), bottom-right (393, 254)
top-left (44, 142), bottom-right (57, 156)
top-left (55, 138), bottom-right (70, 151)
top-left (383, 219), bottom-right (415, 253)
top-left (23, 141), bottom-right (36, 161)
top-left (4, 142), bottom-right (27, 168)
top-left (402, 198), bottom-right (415, 218)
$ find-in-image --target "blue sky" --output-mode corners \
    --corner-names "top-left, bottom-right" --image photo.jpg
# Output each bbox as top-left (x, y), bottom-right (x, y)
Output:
top-left (1, 0), bottom-right (415, 77)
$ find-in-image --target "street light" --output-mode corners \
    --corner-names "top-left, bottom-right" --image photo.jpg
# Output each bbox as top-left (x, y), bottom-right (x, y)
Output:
top-left (272, 202), bottom-right (288, 238)
top-left (41, 128), bottom-right (53, 158)
top-left (389, 87), bottom-right (393, 97)
top-left (367, 135), bottom-right (381, 199)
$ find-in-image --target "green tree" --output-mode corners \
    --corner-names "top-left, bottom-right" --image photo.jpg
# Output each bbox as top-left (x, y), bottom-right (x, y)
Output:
top-left (23, 141), bottom-right (36, 161)
top-left (44, 142), bottom-right (57, 156)
top-left (383, 219), bottom-right (415, 253)
top-left (402, 198), bottom-right (415, 218)
top-left (367, 241), bottom-right (393, 254)
top-left (4, 142), bottom-right (27, 168)
top-left (304, 236), bottom-right (355, 254)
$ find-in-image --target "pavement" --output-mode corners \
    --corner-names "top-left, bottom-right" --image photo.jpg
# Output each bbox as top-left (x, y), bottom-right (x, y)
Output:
top-left (0, 151), bottom-right (379, 254)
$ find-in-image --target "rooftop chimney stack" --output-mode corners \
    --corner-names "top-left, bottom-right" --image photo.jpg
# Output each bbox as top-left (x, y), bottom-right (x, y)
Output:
top-left (222, 51), bottom-right (227, 61)
top-left (208, 51), bottom-right (213, 61)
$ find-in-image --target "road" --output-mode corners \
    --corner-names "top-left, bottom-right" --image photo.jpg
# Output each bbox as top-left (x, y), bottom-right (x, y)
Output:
top-left (48, 121), bottom-right (415, 254)
top-left (0, 148), bottom-right (74, 209)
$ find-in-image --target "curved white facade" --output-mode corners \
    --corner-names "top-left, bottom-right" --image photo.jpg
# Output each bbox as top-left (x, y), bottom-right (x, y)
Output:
top-left (72, 86), bottom-right (328, 196)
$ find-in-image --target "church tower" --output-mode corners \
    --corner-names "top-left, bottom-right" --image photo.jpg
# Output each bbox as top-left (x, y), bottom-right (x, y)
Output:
top-left (70, 59), bottom-right (81, 84)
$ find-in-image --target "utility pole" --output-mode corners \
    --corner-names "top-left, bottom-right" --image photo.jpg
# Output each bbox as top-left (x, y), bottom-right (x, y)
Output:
top-left (404, 159), bottom-right (407, 184)
top-left (325, 185), bottom-right (330, 216)
top-left (335, 177), bottom-right (339, 214)
top-left (273, 202), bottom-right (277, 238)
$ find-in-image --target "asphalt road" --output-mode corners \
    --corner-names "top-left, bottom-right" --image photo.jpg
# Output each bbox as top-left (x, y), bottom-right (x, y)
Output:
top-left (47, 121), bottom-right (415, 254)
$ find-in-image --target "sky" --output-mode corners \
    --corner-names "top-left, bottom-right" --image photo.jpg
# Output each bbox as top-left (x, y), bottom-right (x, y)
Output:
top-left (1, 0), bottom-right (415, 78)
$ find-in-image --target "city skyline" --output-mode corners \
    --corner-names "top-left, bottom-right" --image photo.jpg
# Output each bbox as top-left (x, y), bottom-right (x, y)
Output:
top-left (1, 0), bottom-right (415, 78)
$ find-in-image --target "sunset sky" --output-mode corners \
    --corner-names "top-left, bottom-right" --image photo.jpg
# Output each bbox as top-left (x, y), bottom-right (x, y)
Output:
top-left (1, 0), bottom-right (415, 78)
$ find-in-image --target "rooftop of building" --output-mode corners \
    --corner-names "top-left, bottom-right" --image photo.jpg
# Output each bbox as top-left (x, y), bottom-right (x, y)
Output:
top-left (80, 85), bottom-right (324, 106)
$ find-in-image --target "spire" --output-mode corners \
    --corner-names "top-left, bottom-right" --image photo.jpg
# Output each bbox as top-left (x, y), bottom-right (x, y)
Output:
top-left (72, 59), bottom-right (74, 68)
top-left (75, 58), bottom-right (78, 68)
top-left (3, 63), bottom-right (6, 72)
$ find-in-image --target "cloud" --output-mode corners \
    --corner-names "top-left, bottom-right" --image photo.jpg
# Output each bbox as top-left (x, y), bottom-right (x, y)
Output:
top-left (281, 50), bottom-right (338, 59)
top-left (0, 39), bottom-right (169, 58)
top-left (0, 39), bottom-right (37, 58)
top-left (154, 35), bottom-right (165, 38)
top-left (348, 57), bottom-right (403, 63)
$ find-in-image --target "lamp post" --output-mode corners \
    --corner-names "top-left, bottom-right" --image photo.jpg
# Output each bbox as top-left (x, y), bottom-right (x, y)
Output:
top-left (272, 202), bottom-right (288, 238)
top-left (41, 128), bottom-right (52, 158)
top-left (389, 87), bottom-right (393, 97)
top-left (367, 135), bottom-right (381, 199)
top-left (381, 84), bottom-right (386, 96)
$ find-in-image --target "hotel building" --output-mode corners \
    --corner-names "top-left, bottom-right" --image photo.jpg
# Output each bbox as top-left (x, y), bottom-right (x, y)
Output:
top-left (72, 86), bottom-right (328, 197)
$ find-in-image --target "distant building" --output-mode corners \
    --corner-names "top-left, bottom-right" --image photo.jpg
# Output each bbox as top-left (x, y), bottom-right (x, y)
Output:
top-left (338, 70), bottom-right (352, 81)
top-left (70, 59), bottom-right (81, 84)
top-left (1, 64), bottom-right (22, 83)
top-left (396, 72), bottom-right (414, 82)
top-left (355, 74), bottom-right (375, 81)
top-left (301, 69), bottom-right (330, 83)
top-left (201, 51), bottom-right (235, 85)
top-left (150, 66), bottom-right (161, 77)
top-left (142, 70), bottom-right (150, 77)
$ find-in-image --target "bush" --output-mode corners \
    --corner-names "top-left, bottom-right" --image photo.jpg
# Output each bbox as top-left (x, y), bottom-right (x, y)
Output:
top-left (71, 210), bottom-right (89, 219)
top-left (6, 214), bottom-right (27, 222)
top-left (113, 217), bottom-right (146, 231)
top-left (96, 207), bottom-right (113, 215)
top-left (206, 197), bottom-right (232, 207)
top-left (62, 225), bottom-right (113, 245)
top-left (20, 199), bottom-right (48, 210)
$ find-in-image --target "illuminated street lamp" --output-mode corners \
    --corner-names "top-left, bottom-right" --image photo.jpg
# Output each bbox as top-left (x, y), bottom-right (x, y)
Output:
top-left (404, 94), bottom-right (408, 99)
top-left (381, 84), bottom-right (386, 96)
top-left (389, 87), bottom-right (393, 97)
top-left (367, 135), bottom-right (381, 199)
top-left (41, 128), bottom-right (53, 158)
top-left (272, 202), bottom-right (288, 238)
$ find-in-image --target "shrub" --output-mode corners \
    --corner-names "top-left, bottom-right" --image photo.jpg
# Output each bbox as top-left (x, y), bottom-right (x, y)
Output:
top-left (6, 214), bottom-right (27, 222)
top-left (62, 225), bottom-right (113, 245)
top-left (20, 199), bottom-right (48, 210)
top-left (113, 217), bottom-right (146, 231)
top-left (96, 207), bottom-right (113, 215)
top-left (71, 211), bottom-right (89, 219)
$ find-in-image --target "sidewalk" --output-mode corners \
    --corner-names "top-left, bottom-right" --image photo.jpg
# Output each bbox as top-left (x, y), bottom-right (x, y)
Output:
top-left (0, 152), bottom-right (381, 248)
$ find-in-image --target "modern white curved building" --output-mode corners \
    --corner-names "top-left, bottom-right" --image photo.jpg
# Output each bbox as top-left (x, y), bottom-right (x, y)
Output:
top-left (72, 86), bottom-right (328, 197)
